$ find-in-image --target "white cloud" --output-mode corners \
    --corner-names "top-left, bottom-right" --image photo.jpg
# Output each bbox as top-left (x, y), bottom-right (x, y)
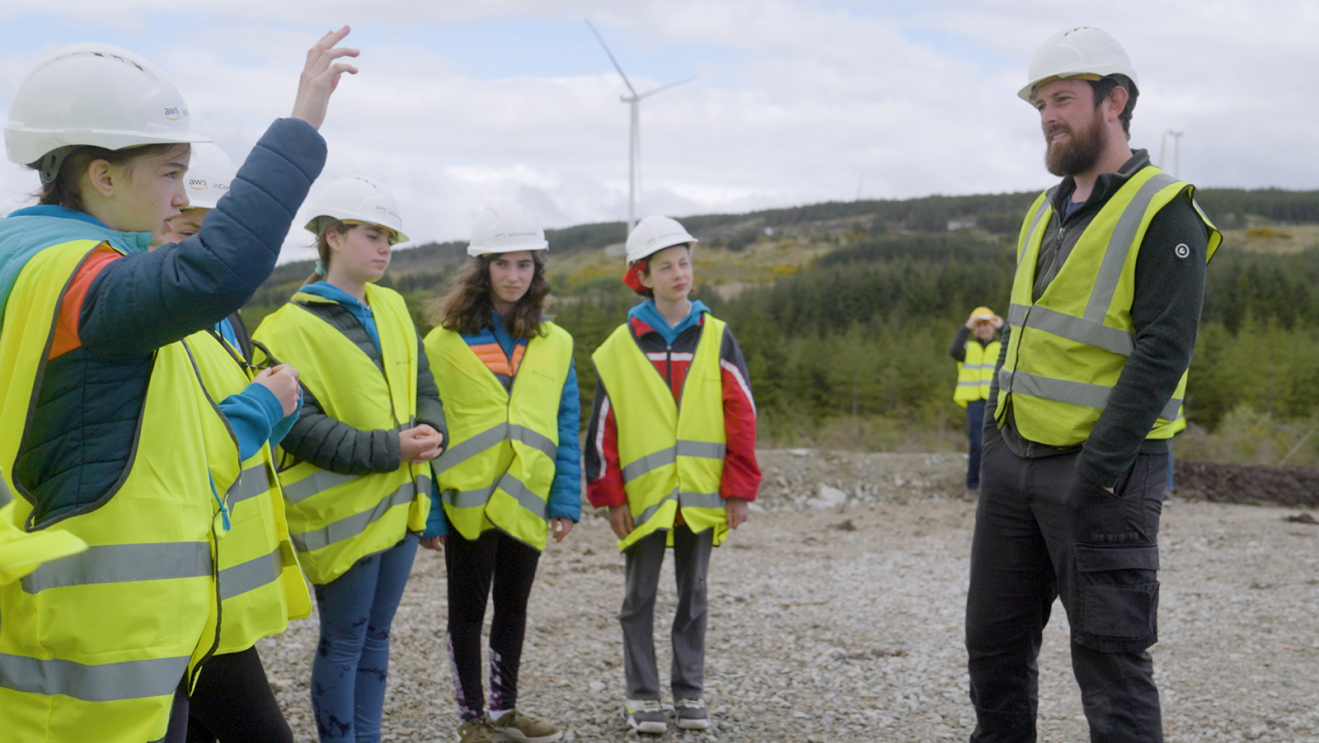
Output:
top-left (0, 1), bottom-right (1316, 263)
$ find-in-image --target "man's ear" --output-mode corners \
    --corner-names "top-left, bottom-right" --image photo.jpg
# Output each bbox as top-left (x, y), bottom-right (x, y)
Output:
top-left (1104, 85), bottom-right (1129, 123)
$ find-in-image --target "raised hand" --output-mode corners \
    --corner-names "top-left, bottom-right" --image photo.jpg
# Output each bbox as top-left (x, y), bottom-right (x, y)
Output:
top-left (291, 26), bottom-right (360, 130)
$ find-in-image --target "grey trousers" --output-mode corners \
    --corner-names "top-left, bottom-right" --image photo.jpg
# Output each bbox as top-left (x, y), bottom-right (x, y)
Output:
top-left (621, 524), bottom-right (713, 701)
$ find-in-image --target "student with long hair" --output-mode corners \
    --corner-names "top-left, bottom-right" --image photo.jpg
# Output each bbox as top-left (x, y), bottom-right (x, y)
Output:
top-left (156, 142), bottom-right (311, 743)
top-left (253, 176), bottom-right (445, 743)
top-left (421, 202), bottom-right (579, 743)
top-left (0, 30), bottom-right (353, 743)
top-left (585, 215), bottom-right (761, 735)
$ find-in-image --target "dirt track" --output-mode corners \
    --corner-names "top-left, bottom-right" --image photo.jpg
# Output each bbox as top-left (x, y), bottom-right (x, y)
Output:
top-left (256, 451), bottom-right (1319, 742)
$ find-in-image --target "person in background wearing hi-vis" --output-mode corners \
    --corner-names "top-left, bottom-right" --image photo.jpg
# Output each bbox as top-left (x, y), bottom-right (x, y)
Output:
top-left (949, 306), bottom-right (1003, 501)
top-left (966, 27), bottom-right (1220, 742)
top-left (420, 202), bottom-right (580, 743)
top-left (158, 143), bottom-right (310, 743)
top-left (585, 216), bottom-right (761, 736)
top-left (0, 30), bottom-right (350, 743)
top-left (253, 176), bottom-right (446, 743)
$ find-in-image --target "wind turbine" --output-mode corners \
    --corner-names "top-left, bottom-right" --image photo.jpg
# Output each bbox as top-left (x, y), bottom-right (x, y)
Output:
top-left (586, 19), bottom-right (695, 235)
top-left (1159, 129), bottom-right (1184, 177)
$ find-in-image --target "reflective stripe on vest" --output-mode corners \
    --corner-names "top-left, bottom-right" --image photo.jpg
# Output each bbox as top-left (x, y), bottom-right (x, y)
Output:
top-left (426, 323), bottom-right (573, 550)
top-left (0, 653), bottom-right (188, 703)
top-left (226, 462), bottom-right (274, 510)
top-left (0, 239), bottom-right (229, 739)
top-left (254, 283), bottom-right (430, 585)
top-left (20, 542), bottom-right (211, 594)
top-left (187, 328), bottom-right (311, 653)
top-left (997, 167), bottom-right (1221, 446)
top-left (289, 475), bottom-right (430, 553)
top-left (592, 315), bottom-right (730, 552)
top-left (622, 441), bottom-right (727, 484)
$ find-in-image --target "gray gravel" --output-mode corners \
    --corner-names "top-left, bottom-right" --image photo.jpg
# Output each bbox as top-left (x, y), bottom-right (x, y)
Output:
top-left (258, 450), bottom-right (1319, 742)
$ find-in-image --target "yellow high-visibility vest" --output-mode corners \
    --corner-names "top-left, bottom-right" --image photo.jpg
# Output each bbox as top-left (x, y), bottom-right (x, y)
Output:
top-left (0, 240), bottom-right (233, 743)
top-left (187, 328), bottom-right (311, 654)
top-left (425, 324), bottom-right (573, 550)
top-left (996, 166), bottom-right (1221, 446)
top-left (253, 283), bottom-right (430, 585)
top-left (953, 339), bottom-right (1001, 407)
top-left (592, 315), bottom-right (728, 552)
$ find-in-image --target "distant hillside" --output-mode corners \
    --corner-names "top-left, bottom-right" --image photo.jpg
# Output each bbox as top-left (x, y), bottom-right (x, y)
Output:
top-left (263, 186), bottom-right (1319, 281)
top-left (246, 186), bottom-right (1319, 329)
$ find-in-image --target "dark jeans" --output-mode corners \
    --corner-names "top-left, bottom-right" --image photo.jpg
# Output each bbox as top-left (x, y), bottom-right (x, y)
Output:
top-left (966, 400), bottom-right (986, 490)
top-left (311, 534), bottom-right (418, 743)
top-left (187, 646), bottom-right (293, 743)
top-left (965, 434), bottom-right (1167, 743)
top-left (445, 529), bottom-right (541, 721)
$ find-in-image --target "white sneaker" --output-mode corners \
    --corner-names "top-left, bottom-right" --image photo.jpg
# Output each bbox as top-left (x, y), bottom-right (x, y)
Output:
top-left (624, 699), bottom-right (666, 734)
top-left (674, 697), bottom-right (710, 730)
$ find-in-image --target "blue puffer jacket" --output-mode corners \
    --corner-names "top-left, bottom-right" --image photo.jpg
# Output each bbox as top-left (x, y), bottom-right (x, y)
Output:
top-left (0, 118), bottom-right (326, 526)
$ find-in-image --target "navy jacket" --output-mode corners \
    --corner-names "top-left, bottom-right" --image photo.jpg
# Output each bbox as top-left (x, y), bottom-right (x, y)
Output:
top-left (10, 119), bottom-right (326, 525)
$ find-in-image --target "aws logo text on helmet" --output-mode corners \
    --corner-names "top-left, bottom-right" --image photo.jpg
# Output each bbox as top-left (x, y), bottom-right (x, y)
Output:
top-left (373, 205), bottom-right (401, 220)
top-left (493, 230), bottom-right (540, 241)
top-left (163, 106), bottom-right (188, 122)
top-left (188, 178), bottom-right (228, 192)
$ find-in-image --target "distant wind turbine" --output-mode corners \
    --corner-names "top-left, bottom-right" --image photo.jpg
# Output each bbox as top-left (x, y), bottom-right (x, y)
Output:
top-left (586, 19), bottom-right (695, 235)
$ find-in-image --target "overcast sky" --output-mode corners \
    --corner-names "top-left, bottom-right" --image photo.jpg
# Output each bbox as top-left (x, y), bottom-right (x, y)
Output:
top-left (2, 1), bottom-right (1316, 259)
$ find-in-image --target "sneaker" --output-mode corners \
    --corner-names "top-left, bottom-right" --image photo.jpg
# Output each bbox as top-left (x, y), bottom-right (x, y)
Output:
top-left (962, 489), bottom-right (978, 502)
top-left (457, 717), bottom-right (495, 743)
top-left (491, 709), bottom-right (563, 743)
top-left (624, 699), bottom-right (667, 735)
top-left (674, 698), bottom-right (710, 730)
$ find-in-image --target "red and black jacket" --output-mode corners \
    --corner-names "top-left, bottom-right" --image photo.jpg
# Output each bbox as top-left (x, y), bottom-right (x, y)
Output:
top-left (585, 312), bottom-right (761, 509)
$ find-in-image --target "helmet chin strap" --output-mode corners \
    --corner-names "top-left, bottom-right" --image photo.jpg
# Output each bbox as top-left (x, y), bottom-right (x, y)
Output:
top-left (38, 147), bottom-right (72, 185)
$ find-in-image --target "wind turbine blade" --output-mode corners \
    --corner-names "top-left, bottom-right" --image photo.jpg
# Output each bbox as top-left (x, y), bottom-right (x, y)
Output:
top-left (638, 75), bottom-right (697, 99)
top-left (585, 19), bottom-right (638, 97)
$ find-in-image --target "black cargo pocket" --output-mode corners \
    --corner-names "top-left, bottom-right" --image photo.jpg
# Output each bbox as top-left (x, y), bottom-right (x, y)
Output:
top-left (1076, 545), bottom-right (1160, 642)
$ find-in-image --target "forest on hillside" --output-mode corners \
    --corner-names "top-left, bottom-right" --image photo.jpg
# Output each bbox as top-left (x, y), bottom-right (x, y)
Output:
top-left (244, 187), bottom-right (1319, 464)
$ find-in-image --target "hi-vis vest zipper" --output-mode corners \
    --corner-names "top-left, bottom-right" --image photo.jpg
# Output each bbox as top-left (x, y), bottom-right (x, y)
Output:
top-left (996, 166), bottom-right (1222, 446)
top-left (425, 323), bottom-right (573, 550)
top-left (0, 240), bottom-right (235, 743)
top-left (953, 339), bottom-right (1001, 407)
top-left (593, 314), bottom-right (729, 552)
top-left (186, 327), bottom-right (311, 654)
top-left (253, 283), bottom-right (430, 585)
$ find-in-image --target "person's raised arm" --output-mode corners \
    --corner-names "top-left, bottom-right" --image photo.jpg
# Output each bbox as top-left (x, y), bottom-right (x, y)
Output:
top-left (79, 29), bottom-right (358, 359)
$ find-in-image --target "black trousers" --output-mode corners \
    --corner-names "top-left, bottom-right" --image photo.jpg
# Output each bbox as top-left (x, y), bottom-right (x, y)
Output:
top-left (186, 646), bottom-right (293, 743)
top-left (445, 529), bottom-right (541, 721)
top-left (965, 433), bottom-right (1167, 743)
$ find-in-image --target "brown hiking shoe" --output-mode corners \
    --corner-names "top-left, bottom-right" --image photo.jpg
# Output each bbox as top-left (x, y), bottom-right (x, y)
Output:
top-left (457, 717), bottom-right (495, 743)
top-left (491, 709), bottom-right (562, 743)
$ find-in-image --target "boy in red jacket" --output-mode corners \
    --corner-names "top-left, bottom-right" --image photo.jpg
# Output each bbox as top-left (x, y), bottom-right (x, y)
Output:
top-left (586, 216), bottom-right (761, 735)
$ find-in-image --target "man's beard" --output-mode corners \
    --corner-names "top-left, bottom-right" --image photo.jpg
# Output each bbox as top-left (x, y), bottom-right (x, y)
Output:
top-left (1044, 110), bottom-right (1108, 177)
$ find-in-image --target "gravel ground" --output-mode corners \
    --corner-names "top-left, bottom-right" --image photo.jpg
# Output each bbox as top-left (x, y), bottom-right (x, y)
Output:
top-left (259, 450), bottom-right (1319, 742)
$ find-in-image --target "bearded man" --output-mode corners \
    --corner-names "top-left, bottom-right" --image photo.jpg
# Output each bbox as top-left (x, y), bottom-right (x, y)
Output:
top-left (964, 27), bottom-right (1221, 743)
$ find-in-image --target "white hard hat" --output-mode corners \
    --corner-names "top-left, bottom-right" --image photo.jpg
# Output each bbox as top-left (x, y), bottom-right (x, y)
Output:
top-left (625, 215), bottom-right (698, 264)
top-left (5, 43), bottom-right (210, 180)
top-left (467, 201), bottom-right (548, 257)
top-left (1018, 27), bottom-right (1138, 103)
top-left (181, 142), bottom-right (235, 211)
top-left (303, 176), bottom-right (409, 244)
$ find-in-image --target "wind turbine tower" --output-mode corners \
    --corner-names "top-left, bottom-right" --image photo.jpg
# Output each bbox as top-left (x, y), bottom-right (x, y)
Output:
top-left (587, 20), bottom-right (695, 235)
